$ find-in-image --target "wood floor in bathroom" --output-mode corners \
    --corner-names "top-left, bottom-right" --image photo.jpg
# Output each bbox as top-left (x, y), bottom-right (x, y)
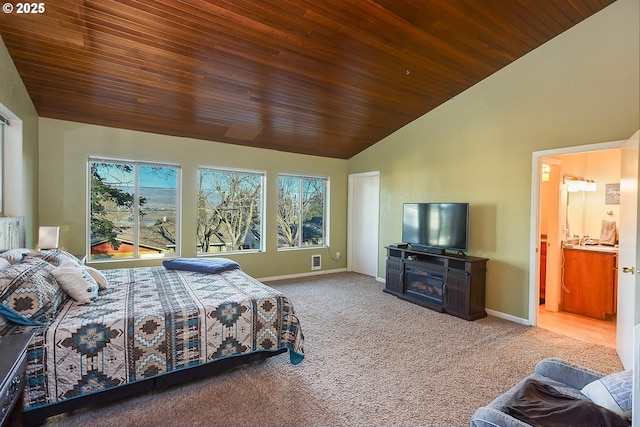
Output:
top-left (537, 304), bottom-right (616, 348)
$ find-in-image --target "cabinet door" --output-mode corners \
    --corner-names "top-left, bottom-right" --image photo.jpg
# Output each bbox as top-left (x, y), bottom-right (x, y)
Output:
top-left (561, 250), bottom-right (616, 319)
top-left (385, 258), bottom-right (404, 295)
top-left (444, 270), bottom-right (469, 317)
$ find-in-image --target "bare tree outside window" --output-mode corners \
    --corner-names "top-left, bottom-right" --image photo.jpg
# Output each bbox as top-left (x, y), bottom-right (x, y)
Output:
top-left (197, 168), bottom-right (264, 253)
top-left (278, 175), bottom-right (327, 248)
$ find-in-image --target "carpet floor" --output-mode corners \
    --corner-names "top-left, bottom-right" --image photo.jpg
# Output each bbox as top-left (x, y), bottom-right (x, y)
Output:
top-left (44, 272), bottom-right (623, 427)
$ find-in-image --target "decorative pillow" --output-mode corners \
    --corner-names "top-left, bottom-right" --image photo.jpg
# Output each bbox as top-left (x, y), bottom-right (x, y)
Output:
top-left (52, 260), bottom-right (99, 303)
top-left (163, 257), bottom-right (240, 274)
top-left (0, 258), bottom-right (11, 270)
top-left (0, 258), bottom-right (65, 325)
top-left (506, 379), bottom-right (630, 427)
top-left (0, 248), bottom-right (31, 264)
top-left (84, 266), bottom-right (108, 290)
top-left (0, 257), bottom-right (49, 296)
top-left (23, 249), bottom-right (81, 267)
top-left (581, 370), bottom-right (632, 419)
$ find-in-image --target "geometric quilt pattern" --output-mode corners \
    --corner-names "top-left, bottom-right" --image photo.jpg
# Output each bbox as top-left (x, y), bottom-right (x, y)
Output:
top-left (0, 266), bottom-right (304, 410)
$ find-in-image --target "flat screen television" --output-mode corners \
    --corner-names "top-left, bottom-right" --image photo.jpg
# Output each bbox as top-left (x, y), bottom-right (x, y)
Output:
top-left (402, 202), bottom-right (469, 253)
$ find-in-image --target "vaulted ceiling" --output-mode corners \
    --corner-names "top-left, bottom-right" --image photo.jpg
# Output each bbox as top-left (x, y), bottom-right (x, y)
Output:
top-left (0, 0), bottom-right (614, 159)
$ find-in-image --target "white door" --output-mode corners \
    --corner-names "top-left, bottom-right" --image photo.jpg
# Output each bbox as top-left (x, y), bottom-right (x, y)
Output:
top-left (347, 172), bottom-right (380, 277)
top-left (618, 130), bottom-right (639, 369)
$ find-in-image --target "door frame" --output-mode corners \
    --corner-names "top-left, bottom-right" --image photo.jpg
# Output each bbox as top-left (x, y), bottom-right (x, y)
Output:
top-left (539, 159), bottom-right (562, 311)
top-left (347, 171), bottom-right (380, 276)
top-left (529, 139), bottom-right (626, 326)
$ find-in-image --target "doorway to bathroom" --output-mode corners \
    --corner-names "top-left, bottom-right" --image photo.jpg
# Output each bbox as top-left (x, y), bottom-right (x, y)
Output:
top-left (532, 143), bottom-right (622, 348)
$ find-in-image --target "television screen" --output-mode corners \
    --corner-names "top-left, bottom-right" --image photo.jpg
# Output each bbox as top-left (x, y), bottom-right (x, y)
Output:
top-left (402, 203), bottom-right (469, 251)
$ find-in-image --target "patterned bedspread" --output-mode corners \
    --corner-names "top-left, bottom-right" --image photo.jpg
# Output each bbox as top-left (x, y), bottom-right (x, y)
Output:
top-left (13, 266), bottom-right (304, 410)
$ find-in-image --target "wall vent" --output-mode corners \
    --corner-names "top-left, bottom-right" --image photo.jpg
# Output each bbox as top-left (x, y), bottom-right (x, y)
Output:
top-left (311, 254), bottom-right (321, 271)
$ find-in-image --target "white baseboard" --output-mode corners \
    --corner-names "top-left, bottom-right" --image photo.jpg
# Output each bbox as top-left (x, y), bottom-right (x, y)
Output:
top-left (485, 308), bottom-right (531, 326)
top-left (258, 268), bottom-right (348, 282)
top-left (376, 276), bottom-right (385, 283)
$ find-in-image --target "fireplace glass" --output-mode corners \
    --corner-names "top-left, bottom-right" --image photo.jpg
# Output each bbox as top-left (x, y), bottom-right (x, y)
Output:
top-left (405, 266), bottom-right (444, 307)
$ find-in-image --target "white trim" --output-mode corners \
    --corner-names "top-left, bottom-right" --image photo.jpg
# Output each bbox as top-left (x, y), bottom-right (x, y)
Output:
top-left (90, 157), bottom-right (182, 170)
top-left (278, 245), bottom-right (328, 252)
top-left (0, 103), bottom-right (23, 217)
top-left (529, 139), bottom-right (626, 326)
top-left (277, 172), bottom-right (328, 180)
top-left (257, 267), bottom-right (348, 282)
top-left (485, 308), bottom-right (530, 326)
top-left (197, 163), bottom-right (267, 176)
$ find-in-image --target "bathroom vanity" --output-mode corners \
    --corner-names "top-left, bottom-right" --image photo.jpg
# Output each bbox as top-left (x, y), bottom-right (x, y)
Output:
top-left (560, 245), bottom-right (618, 320)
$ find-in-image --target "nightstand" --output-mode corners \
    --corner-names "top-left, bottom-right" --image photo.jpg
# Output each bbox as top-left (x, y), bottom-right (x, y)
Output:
top-left (0, 333), bottom-right (33, 427)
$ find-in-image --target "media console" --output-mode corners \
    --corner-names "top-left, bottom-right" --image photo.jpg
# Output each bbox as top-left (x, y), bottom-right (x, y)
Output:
top-left (384, 246), bottom-right (488, 320)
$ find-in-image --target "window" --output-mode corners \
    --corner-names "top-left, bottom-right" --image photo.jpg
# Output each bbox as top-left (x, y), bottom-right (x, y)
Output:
top-left (197, 167), bottom-right (265, 253)
top-left (278, 175), bottom-right (327, 248)
top-left (0, 113), bottom-right (9, 215)
top-left (89, 158), bottom-right (180, 260)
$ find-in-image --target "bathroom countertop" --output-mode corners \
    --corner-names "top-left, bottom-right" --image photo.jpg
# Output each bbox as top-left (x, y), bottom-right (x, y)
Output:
top-left (562, 244), bottom-right (618, 253)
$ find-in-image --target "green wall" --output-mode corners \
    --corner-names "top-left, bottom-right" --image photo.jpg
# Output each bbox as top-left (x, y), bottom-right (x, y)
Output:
top-left (348, 0), bottom-right (640, 320)
top-left (38, 119), bottom-right (348, 278)
top-left (0, 36), bottom-right (39, 245)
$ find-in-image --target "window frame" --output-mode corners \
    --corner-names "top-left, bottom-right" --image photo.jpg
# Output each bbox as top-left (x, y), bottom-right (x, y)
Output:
top-left (0, 112), bottom-right (10, 215)
top-left (87, 156), bottom-right (181, 261)
top-left (196, 165), bottom-right (266, 255)
top-left (277, 173), bottom-right (329, 250)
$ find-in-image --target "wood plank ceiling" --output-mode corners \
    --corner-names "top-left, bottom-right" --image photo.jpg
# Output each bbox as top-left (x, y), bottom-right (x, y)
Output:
top-left (0, 0), bottom-right (614, 159)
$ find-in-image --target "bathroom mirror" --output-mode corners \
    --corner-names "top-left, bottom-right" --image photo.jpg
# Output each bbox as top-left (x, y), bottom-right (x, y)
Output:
top-left (566, 189), bottom-right (587, 238)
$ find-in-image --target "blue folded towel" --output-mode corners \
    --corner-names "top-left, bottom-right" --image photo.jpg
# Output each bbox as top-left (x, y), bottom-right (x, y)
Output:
top-left (162, 257), bottom-right (240, 274)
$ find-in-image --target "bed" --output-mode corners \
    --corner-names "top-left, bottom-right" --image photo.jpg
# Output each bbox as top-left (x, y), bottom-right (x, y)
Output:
top-left (0, 249), bottom-right (304, 426)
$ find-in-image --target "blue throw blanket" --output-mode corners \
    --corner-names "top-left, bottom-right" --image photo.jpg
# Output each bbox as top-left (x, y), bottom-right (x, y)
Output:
top-left (163, 257), bottom-right (240, 274)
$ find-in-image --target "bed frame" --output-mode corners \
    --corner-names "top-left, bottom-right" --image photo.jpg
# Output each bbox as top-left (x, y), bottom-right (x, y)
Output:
top-left (22, 349), bottom-right (286, 427)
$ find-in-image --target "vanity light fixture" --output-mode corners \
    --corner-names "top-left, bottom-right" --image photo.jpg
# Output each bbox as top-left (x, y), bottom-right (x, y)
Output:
top-left (564, 177), bottom-right (597, 192)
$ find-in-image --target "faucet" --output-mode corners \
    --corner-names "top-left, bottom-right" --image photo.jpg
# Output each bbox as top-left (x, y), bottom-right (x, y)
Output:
top-left (579, 235), bottom-right (589, 246)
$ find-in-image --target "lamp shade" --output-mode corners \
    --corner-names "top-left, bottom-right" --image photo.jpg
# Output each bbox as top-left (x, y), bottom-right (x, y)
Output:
top-left (38, 226), bottom-right (60, 250)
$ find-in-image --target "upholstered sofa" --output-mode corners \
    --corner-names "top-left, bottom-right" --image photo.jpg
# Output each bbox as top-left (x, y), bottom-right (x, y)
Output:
top-left (470, 358), bottom-right (632, 427)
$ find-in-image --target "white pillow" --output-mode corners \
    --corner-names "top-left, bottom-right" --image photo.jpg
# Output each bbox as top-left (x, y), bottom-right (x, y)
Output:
top-left (0, 248), bottom-right (31, 264)
top-left (0, 258), bottom-right (10, 270)
top-left (52, 261), bottom-right (99, 303)
top-left (84, 266), bottom-right (108, 290)
top-left (581, 370), bottom-right (632, 419)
